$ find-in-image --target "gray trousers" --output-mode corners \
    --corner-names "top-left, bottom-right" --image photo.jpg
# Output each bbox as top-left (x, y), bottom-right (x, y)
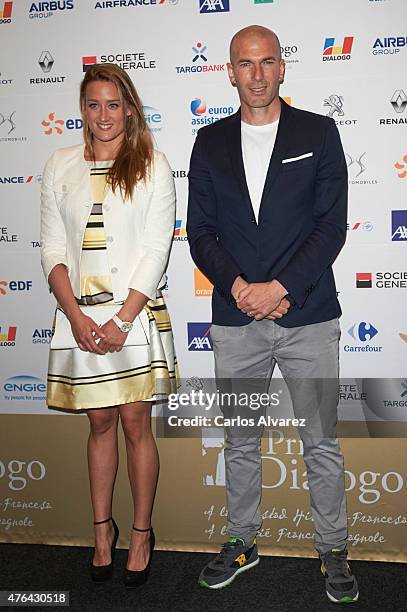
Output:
top-left (210, 317), bottom-right (347, 554)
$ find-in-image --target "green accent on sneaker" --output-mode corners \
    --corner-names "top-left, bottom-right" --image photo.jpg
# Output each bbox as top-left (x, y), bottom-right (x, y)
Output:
top-left (338, 596), bottom-right (356, 604)
top-left (331, 547), bottom-right (344, 552)
top-left (199, 580), bottom-right (210, 588)
top-left (228, 537), bottom-right (246, 546)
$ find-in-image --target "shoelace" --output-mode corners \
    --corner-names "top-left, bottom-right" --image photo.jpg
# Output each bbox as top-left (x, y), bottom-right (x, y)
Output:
top-left (213, 539), bottom-right (242, 566)
top-left (324, 550), bottom-right (351, 580)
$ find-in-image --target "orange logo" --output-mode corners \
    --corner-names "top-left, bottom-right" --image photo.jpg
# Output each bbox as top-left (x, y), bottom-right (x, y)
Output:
top-left (282, 96), bottom-right (292, 105)
top-left (395, 154), bottom-right (407, 178)
top-left (194, 268), bottom-right (213, 296)
top-left (41, 112), bottom-right (64, 135)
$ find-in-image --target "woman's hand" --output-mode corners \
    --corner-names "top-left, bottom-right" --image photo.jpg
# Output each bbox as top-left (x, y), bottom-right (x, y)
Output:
top-left (69, 312), bottom-right (106, 354)
top-left (98, 319), bottom-right (128, 353)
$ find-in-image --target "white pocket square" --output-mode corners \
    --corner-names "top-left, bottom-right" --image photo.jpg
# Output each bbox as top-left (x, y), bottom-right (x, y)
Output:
top-left (282, 152), bottom-right (313, 164)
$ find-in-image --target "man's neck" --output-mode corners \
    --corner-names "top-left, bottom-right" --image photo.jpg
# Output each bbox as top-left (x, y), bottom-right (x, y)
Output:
top-left (241, 98), bottom-right (281, 126)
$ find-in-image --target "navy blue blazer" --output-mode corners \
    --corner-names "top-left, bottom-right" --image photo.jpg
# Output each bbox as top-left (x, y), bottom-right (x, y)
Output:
top-left (187, 99), bottom-right (347, 327)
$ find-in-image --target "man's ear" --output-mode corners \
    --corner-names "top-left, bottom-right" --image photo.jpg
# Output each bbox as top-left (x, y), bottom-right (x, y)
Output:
top-left (227, 62), bottom-right (237, 87)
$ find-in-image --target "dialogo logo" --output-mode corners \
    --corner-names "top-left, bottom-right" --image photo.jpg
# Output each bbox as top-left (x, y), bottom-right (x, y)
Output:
top-left (187, 323), bottom-right (213, 351)
top-left (322, 36), bottom-right (354, 61)
top-left (173, 219), bottom-right (187, 241)
top-left (194, 268), bottom-right (213, 296)
top-left (0, 1), bottom-right (12, 23)
top-left (0, 325), bottom-right (17, 346)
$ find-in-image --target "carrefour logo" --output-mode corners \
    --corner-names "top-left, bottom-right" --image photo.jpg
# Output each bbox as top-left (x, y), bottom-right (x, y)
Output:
top-left (344, 322), bottom-right (382, 353)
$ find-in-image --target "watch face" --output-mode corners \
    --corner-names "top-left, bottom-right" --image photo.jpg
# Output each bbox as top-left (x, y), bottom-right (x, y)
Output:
top-left (122, 322), bottom-right (132, 333)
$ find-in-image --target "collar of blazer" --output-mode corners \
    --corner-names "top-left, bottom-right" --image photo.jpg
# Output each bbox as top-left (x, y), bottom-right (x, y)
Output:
top-left (226, 97), bottom-right (293, 223)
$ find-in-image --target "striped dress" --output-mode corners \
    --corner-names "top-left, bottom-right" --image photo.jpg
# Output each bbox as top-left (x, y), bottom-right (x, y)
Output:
top-left (46, 162), bottom-right (179, 411)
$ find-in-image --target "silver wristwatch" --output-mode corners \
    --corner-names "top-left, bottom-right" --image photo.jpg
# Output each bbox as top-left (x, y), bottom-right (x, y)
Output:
top-left (112, 314), bottom-right (133, 333)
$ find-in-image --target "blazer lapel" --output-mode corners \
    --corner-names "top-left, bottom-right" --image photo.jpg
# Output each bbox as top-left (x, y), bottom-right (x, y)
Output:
top-left (226, 110), bottom-right (256, 220)
top-left (258, 99), bottom-right (293, 220)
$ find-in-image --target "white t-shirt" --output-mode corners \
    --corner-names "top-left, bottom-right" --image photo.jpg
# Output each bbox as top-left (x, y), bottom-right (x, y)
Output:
top-left (241, 119), bottom-right (279, 222)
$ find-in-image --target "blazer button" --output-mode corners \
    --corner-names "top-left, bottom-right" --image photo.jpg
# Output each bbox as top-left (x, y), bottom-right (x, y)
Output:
top-left (111, 267), bottom-right (118, 274)
top-left (250, 218), bottom-right (256, 224)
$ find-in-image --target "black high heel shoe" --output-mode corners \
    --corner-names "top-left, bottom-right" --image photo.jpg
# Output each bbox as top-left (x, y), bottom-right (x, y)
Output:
top-left (123, 526), bottom-right (155, 588)
top-left (90, 517), bottom-right (119, 583)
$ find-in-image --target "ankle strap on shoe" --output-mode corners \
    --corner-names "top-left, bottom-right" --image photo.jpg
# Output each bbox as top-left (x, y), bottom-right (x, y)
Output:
top-left (132, 525), bottom-right (152, 532)
top-left (94, 517), bottom-right (112, 525)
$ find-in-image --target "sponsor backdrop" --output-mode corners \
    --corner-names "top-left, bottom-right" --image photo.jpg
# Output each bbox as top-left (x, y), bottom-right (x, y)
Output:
top-left (0, 0), bottom-right (406, 563)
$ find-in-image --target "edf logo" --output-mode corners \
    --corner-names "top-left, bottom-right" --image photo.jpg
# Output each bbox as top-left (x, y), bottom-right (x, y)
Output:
top-left (348, 322), bottom-right (378, 342)
top-left (188, 323), bottom-right (213, 351)
top-left (392, 210), bottom-right (407, 241)
top-left (0, 280), bottom-right (33, 295)
top-left (199, 0), bottom-right (230, 13)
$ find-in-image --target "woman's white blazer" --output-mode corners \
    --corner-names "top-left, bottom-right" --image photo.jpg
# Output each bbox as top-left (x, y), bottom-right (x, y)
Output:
top-left (40, 143), bottom-right (176, 301)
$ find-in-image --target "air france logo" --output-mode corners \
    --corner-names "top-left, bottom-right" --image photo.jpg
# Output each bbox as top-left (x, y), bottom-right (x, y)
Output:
top-left (187, 323), bottom-right (213, 351)
top-left (199, 0), bottom-right (229, 13)
top-left (392, 210), bottom-right (407, 241)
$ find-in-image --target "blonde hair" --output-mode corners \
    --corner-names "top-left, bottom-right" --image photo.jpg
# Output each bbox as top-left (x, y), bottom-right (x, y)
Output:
top-left (80, 63), bottom-right (153, 201)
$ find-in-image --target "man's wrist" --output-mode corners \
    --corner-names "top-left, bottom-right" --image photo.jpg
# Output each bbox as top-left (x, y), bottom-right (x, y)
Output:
top-left (231, 275), bottom-right (248, 300)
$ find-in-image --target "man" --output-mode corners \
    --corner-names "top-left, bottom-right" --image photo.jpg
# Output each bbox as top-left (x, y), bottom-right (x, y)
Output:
top-left (187, 26), bottom-right (359, 604)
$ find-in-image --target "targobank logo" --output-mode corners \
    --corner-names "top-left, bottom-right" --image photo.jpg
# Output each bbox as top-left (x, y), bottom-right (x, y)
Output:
top-left (187, 323), bottom-right (213, 351)
top-left (373, 36), bottom-right (407, 55)
top-left (175, 42), bottom-right (225, 75)
top-left (143, 105), bottom-right (162, 132)
top-left (199, 0), bottom-right (229, 13)
top-left (392, 210), bottom-right (407, 241)
top-left (29, 1), bottom-right (74, 19)
top-left (345, 322), bottom-right (382, 353)
top-left (190, 98), bottom-right (234, 134)
top-left (3, 375), bottom-right (46, 401)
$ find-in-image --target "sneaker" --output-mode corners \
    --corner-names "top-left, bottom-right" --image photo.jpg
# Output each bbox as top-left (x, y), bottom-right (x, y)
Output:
top-left (320, 547), bottom-right (359, 603)
top-left (198, 537), bottom-right (259, 589)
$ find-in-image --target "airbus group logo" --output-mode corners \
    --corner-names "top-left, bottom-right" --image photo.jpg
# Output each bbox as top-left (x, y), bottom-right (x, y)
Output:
top-left (344, 322), bottom-right (382, 353)
top-left (176, 42), bottom-right (225, 75)
top-left (323, 94), bottom-right (357, 126)
top-left (391, 210), bottom-right (407, 241)
top-left (188, 323), bottom-right (213, 351)
top-left (199, 0), bottom-right (230, 13)
top-left (322, 36), bottom-right (354, 61)
top-left (373, 36), bottom-right (407, 55)
top-left (29, 1), bottom-right (74, 19)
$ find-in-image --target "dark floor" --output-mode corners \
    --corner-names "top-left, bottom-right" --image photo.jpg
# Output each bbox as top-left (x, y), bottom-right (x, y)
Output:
top-left (0, 544), bottom-right (405, 611)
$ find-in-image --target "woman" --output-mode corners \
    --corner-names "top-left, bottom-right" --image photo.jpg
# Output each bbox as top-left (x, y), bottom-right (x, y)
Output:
top-left (40, 63), bottom-right (178, 587)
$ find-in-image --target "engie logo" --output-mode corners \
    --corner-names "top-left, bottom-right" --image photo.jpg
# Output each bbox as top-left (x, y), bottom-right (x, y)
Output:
top-left (41, 112), bottom-right (82, 135)
top-left (173, 219), bottom-right (187, 241)
top-left (0, 458), bottom-right (46, 491)
top-left (392, 210), bottom-right (407, 241)
top-left (143, 105), bottom-right (162, 132)
top-left (3, 375), bottom-right (47, 401)
top-left (187, 323), bottom-right (213, 351)
top-left (199, 0), bottom-right (229, 13)
top-left (0, 325), bottom-right (17, 346)
top-left (0, 280), bottom-right (33, 295)
top-left (194, 268), bottom-right (213, 296)
top-left (190, 98), bottom-right (234, 134)
top-left (29, 1), bottom-right (74, 19)
top-left (345, 322), bottom-right (382, 353)
top-left (373, 36), bottom-right (407, 56)
top-left (0, 1), bottom-right (13, 23)
top-left (322, 36), bottom-right (354, 61)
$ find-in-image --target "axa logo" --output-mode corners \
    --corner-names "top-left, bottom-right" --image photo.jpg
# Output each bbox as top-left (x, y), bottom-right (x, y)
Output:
top-left (322, 36), bottom-right (354, 61)
top-left (41, 112), bottom-right (83, 135)
top-left (395, 154), bottom-right (407, 178)
top-left (348, 322), bottom-right (378, 342)
top-left (0, 281), bottom-right (33, 295)
top-left (187, 323), bottom-right (213, 351)
top-left (0, 1), bottom-right (13, 23)
top-left (392, 210), bottom-right (407, 241)
top-left (199, 0), bottom-right (230, 13)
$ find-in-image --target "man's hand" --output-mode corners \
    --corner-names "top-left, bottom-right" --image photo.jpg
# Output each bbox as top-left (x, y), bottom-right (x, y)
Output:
top-left (265, 297), bottom-right (291, 320)
top-left (236, 279), bottom-right (288, 320)
top-left (231, 275), bottom-right (249, 301)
